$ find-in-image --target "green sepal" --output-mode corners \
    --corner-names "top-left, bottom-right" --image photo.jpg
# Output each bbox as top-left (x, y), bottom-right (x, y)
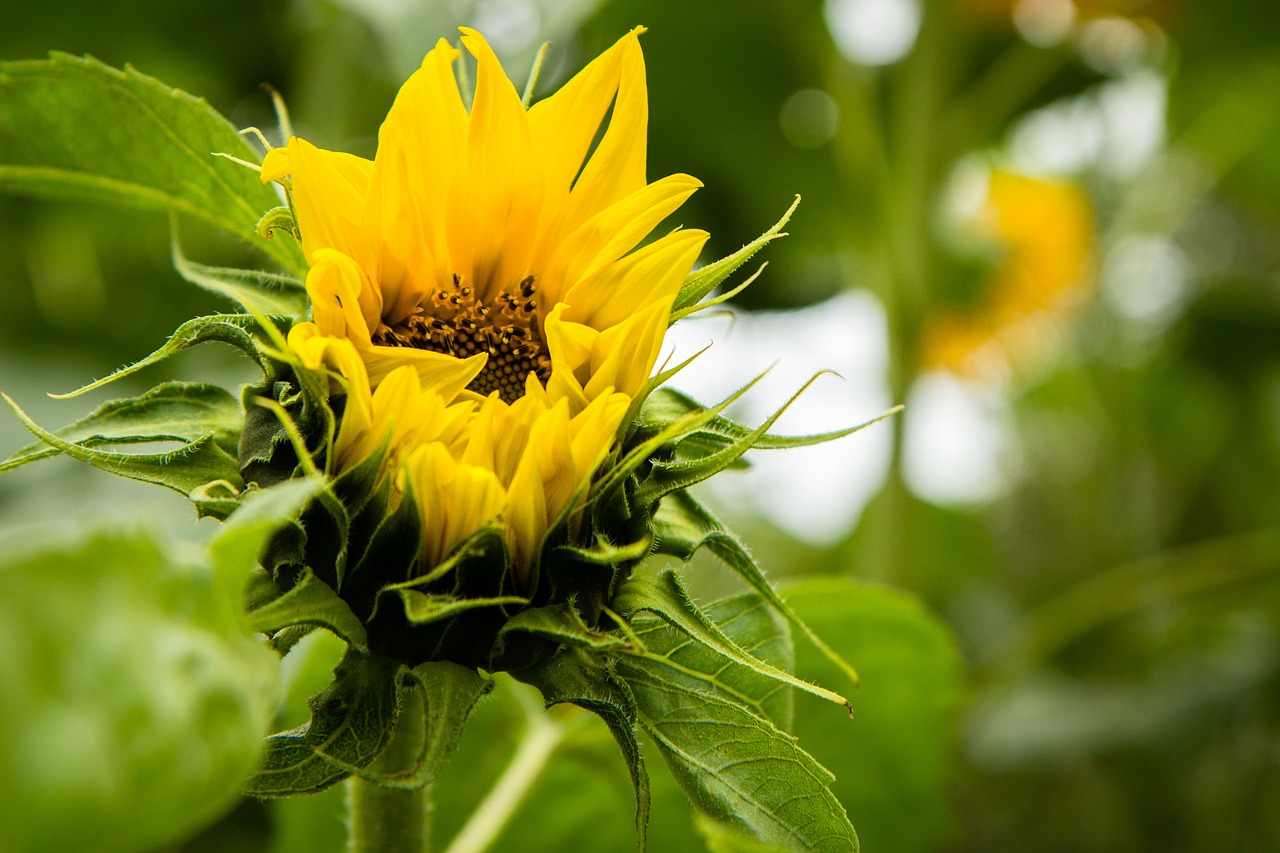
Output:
top-left (210, 477), bottom-right (327, 611)
top-left (244, 648), bottom-right (403, 797)
top-left (633, 373), bottom-right (849, 510)
top-left (672, 195), bottom-right (798, 315)
top-left (247, 567), bottom-right (369, 650)
top-left (0, 52), bottom-right (306, 274)
top-left (498, 601), bottom-right (636, 654)
top-left (614, 570), bottom-right (851, 712)
top-left (359, 662), bottom-right (494, 789)
top-left (642, 386), bottom-right (899, 453)
top-left (48, 314), bottom-right (271, 399)
top-left (0, 381), bottom-right (241, 474)
top-left (396, 591), bottom-right (529, 627)
top-left (516, 647), bottom-right (650, 852)
top-left (1, 392), bottom-right (244, 519)
top-left (256, 204), bottom-right (300, 243)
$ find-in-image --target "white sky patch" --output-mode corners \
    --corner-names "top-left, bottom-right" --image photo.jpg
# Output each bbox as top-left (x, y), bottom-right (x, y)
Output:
top-left (1008, 70), bottom-right (1167, 179)
top-left (823, 0), bottom-right (922, 67)
top-left (1102, 235), bottom-right (1190, 329)
top-left (903, 372), bottom-right (1009, 506)
top-left (663, 291), bottom-right (894, 544)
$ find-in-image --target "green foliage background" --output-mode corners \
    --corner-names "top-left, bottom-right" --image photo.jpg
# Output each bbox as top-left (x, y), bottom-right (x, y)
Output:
top-left (3, 0), bottom-right (1279, 851)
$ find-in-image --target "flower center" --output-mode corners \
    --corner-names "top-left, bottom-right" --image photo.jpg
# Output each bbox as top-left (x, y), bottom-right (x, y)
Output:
top-left (372, 274), bottom-right (551, 404)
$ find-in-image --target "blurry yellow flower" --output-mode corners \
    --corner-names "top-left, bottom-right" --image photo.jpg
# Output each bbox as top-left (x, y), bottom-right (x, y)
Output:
top-left (263, 28), bottom-right (704, 583)
top-left (924, 170), bottom-right (1094, 374)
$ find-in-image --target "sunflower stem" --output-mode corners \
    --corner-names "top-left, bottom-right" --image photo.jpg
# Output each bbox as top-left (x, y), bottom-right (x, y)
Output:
top-left (347, 688), bottom-right (430, 853)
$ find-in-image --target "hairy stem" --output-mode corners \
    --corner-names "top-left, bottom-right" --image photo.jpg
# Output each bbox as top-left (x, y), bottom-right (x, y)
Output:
top-left (347, 687), bottom-right (430, 853)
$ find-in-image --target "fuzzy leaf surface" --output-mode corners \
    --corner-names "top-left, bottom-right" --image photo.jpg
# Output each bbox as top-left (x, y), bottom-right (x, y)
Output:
top-left (0, 381), bottom-right (241, 473)
top-left (618, 659), bottom-right (856, 853)
top-left (245, 649), bottom-right (402, 796)
top-left (2, 392), bottom-right (244, 517)
top-left (0, 53), bottom-right (305, 274)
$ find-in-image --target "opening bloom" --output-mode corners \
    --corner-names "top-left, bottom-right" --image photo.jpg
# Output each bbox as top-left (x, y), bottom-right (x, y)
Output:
top-left (262, 28), bottom-right (707, 582)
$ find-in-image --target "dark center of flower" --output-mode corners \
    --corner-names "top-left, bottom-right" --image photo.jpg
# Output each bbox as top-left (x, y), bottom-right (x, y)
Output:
top-left (372, 274), bottom-right (551, 404)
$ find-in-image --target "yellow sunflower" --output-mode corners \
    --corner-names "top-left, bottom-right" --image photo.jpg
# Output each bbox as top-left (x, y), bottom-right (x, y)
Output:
top-left (924, 169), bottom-right (1094, 374)
top-left (261, 28), bottom-right (707, 582)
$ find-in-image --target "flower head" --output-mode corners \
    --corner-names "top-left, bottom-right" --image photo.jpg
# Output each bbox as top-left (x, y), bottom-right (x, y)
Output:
top-left (262, 28), bottom-right (707, 588)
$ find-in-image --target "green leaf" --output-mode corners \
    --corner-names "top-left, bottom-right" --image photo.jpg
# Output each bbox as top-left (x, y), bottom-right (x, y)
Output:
top-left (614, 569), bottom-right (851, 713)
top-left (245, 649), bottom-right (402, 797)
top-left (785, 579), bottom-right (961, 853)
top-left (172, 229), bottom-right (307, 316)
top-left (247, 568), bottom-right (368, 651)
top-left (0, 381), bottom-right (241, 473)
top-left (49, 313), bottom-right (269, 399)
top-left (0, 527), bottom-right (279, 853)
top-left (652, 490), bottom-right (861, 694)
top-left (672, 195), bottom-right (798, 314)
top-left (0, 53), bottom-right (306, 275)
top-left (518, 648), bottom-right (651, 850)
top-left (618, 658), bottom-right (857, 853)
top-left (2, 391), bottom-right (244, 518)
top-left (366, 661), bottom-right (494, 789)
top-left (630, 591), bottom-right (795, 731)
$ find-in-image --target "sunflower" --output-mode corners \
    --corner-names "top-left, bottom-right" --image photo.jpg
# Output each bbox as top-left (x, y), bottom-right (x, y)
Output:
top-left (261, 28), bottom-right (707, 582)
top-left (924, 169), bottom-right (1094, 374)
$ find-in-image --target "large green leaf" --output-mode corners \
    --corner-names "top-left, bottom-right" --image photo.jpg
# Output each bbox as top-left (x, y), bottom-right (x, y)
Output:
top-left (629, 591), bottom-right (795, 732)
top-left (785, 579), bottom-right (961, 853)
top-left (614, 569), bottom-right (851, 711)
top-left (172, 231), bottom-right (307, 317)
top-left (0, 526), bottom-right (280, 853)
top-left (618, 658), bottom-right (857, 852)
top-left (0, 53), bottom-right (306, 275)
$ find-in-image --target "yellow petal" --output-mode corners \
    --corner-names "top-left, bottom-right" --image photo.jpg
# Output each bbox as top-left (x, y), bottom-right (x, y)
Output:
top-left (525, 29), bottom-right (639, 266)
top-left (540, 173), bottom-right (702, 307)
top-left (259, 146), bottom-right (292, 183)
top-left (305, 249), bottom-right (378, 347)
top-left (409, 442), bottom-right (505, 568)
top-left (361, 342), bottom-right (487, 392)
top-left (280, 138), bottom-right (375, 266)
top-left (559, 32), bottom-right (648, 237)
top-left (563, 227), bottom-right (708, 330)
top-left (450, 28), bottom-right (544, 297)
top-left (377, 39), bottom-right (470, 291)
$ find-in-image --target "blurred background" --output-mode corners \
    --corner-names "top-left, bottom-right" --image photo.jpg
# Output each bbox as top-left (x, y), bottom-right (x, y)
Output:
top-left (4, 0), bottom-right (1280, 850)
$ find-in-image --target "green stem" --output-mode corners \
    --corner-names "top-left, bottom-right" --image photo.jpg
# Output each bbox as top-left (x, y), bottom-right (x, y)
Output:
top-left (347, 687), bottom-right (430, 853)
top-left (443, 700), bottom-right (578, 853)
